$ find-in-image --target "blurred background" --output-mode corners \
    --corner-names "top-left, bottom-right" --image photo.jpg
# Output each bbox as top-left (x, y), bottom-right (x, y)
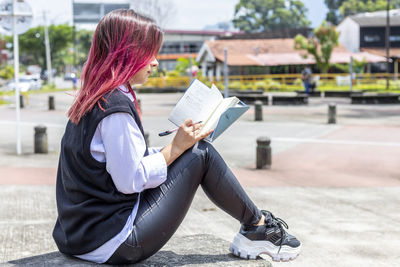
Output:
top-left (0, 0), bottom-right (399, 93)
top-left (0, 1), bottom-right (399, 266)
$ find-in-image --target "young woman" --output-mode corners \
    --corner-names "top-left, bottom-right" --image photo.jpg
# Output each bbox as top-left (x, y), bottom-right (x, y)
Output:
top-left (52, 9), bottom-right (301, 264)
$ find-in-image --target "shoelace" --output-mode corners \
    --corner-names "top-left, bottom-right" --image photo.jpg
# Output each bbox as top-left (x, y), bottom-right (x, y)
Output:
top-left (261, 210), bottom-right (289, 253)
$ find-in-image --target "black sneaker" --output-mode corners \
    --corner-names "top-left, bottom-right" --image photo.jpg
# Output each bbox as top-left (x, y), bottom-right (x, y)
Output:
top-left (229, 210), bottom-right (301, 261)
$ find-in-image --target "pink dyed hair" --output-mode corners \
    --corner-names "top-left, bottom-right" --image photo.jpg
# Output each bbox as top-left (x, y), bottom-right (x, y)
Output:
top-left (68, 9), bottom-right (163, 124)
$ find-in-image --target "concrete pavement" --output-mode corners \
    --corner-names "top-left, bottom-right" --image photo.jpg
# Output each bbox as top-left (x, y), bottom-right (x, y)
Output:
top-left (0, 90), bottom-right (399, 266)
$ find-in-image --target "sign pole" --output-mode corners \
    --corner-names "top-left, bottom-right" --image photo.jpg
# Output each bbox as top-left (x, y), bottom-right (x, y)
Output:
top-left (224, 48), bottom-right (229, 98)
top-left (0, 0), bottom-right (33, 156)
top-left (13, 0), bottom-right (21, 155)
top-left (43, 11), bottom-right (53, 84)
top-left (349, 56), bottom-right (353, 92)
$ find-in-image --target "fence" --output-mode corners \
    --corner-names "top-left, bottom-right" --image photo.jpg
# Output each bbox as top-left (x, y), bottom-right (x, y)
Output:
top-left (142, 73), bottom-right (400, 91)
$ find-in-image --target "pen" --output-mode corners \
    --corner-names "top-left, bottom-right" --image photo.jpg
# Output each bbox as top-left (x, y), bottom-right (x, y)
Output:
top-left (158, 121), bottom-right (202, 137)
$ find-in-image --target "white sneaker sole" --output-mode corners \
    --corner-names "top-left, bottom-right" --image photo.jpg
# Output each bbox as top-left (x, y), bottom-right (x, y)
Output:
top-left (229, 233), bottom-right (301, 262)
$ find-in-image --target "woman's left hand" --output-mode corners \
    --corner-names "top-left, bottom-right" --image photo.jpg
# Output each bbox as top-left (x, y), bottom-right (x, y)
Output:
top-left (161, 119), bottom-right (213, 166)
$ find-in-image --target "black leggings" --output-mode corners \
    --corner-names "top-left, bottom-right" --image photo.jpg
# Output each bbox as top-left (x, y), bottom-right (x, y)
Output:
top-left (106, 141), bottom-right (262, 264)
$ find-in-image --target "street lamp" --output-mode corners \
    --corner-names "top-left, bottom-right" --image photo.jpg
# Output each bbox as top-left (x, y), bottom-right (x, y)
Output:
top-left (386, 0), bottom-right (390, 90)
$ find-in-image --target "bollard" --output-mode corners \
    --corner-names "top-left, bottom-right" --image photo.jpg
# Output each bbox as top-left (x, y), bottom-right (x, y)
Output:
top-left (328, 103), bottom-right (336, 124)
top-left (34, 125), bottom-right (48, 154)
top-left (254, 100), bottom-right (263, 121)
top-left (256, 136), bottom-right (271, 169)
top-left (144, 131), bottom-right (150, 146)
top-left (19, 94), bottom-right (24, 108)
top-left (48, 96), bottom-right (55, 110)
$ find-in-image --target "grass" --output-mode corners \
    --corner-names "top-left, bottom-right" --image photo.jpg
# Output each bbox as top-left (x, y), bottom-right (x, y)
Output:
top-left (0, 86), bottom-right (75, 106)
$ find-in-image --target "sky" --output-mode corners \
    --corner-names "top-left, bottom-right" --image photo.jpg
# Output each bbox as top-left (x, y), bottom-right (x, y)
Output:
top-left (22, 0), bottom-right (328, 30)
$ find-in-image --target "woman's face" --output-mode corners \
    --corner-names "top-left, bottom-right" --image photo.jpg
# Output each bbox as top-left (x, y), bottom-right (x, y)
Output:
top-left (129, 56), bottom-right (159, 85)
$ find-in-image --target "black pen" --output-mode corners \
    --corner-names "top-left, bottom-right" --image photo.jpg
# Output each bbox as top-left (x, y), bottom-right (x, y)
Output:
top-left (159, 121), bottom-right (202, 137)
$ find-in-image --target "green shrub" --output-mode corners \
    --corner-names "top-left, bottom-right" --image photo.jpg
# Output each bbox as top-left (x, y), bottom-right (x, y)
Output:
top-left (253, 80), bottom-right (266, 89)
top-left (229, 81), bottom-right (242, 89)
top-left (293, 78), bottom-right (303, 86)
top-left (265, 79), bottom-right (282, 90)
top-left (166, 70), bottom-right (180, 78)
top-left (0, 65), bottom-right (14, 80)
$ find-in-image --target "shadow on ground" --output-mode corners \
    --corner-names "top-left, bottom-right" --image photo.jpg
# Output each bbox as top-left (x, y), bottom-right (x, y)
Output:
top-left (4, 234), bottom-right (272, 267)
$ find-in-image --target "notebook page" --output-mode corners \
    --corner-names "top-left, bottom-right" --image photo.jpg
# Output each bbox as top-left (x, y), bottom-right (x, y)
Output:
top-left (200, 96), bottom-right (239, 135)
top-left (168, 80), bottom-right (223, 126)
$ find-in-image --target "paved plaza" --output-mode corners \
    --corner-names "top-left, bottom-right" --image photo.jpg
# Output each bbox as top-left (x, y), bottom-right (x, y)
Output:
top-left (0, 90), bottom-right (399, 266)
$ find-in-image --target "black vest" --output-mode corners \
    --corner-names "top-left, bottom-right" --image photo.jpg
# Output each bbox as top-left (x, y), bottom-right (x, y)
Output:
top-left (53, 89), bottom-right (148, 255)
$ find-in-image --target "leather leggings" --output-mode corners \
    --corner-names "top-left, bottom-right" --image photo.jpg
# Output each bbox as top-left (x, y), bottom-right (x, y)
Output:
top-left (106, 141), bottom-right (262, 265)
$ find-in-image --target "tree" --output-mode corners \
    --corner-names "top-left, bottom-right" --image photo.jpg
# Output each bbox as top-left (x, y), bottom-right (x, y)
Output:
top-left (325, 0), bottom-right (346, 25)
top-left (174, 57), bottom-right (197, 75)
top-left (326, 0), bottom-right (400, 25)
top-left (232, 0), bottom-right (311, 32)
top-left (294, 22), bottom-right (340, 73)
top-left (75, 29), bottom-right (94, 67)
top-left (333, 58), bottom-right (367, 73)
top-left (5, 24), bottom-right (73, 72)
top-left (129, 0), bottom-right (176, 28)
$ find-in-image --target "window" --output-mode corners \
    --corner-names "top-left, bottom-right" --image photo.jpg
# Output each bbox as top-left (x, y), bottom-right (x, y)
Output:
top-left (390, 35), bottom-right (400, 42)
top-left (364, 35), bottom-right (380, 42)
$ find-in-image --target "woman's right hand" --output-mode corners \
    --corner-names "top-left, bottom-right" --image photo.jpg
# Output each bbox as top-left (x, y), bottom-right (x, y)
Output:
top-left (161, 118), bottom-right (213, 166)
top-left (172, 118), bottom-right (212, 154)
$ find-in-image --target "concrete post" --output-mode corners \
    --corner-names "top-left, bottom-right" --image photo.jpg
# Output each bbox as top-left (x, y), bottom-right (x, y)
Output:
top-left (34, 125), bottom-right (48, 154)
top-left (19, 94), bottom-right (24, 108)
top-left (48, 96), bottom-right (55, 110)
top-left (328, 103), bottom-right (336, 124)
top-left (256, 137), bottom-right (271, 169)
top-left (254, 100), bottom-right (263, 121)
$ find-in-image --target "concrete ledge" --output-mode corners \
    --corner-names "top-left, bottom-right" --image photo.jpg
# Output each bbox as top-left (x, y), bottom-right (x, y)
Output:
top-left (295, 90), bottom-right (322, 97)
top-left (136, 87), bottom-right (186, 94)
top-left (351, 93), bottom-right (400, 104)
top-left (3, 234), bottom-right (272, 267)
top-left (230, 89), bottom-right (264, 95)
top-left (237, 95), bottom-right (269, 105)
top-left (323, 90), bottom-right (365, 98)
top-left (272, 94), bottom-right (308, 105)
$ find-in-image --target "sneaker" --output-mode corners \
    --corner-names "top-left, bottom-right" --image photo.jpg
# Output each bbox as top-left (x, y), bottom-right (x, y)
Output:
top-left (229, 210), bottom-right (301, 261)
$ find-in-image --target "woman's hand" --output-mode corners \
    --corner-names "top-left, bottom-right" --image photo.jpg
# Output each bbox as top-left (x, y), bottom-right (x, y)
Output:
top-left (161, 119), bottom-right (213, 166)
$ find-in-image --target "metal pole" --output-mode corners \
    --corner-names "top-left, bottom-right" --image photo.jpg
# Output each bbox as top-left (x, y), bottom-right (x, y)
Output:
top-left (13, 0), bottom-right (21, 155)
top-left (189, 55), bottom-right (193, 82)
top-left (386, 0), bottom-right (390, 90)
top-left (43, 11), bottom-right (53, 85)
top-left (224, 48), bottom-right (229, 98)
top-left (349, 56), bottom-right (353, 92)
top-left (72, 0), bottom-right (76, 73)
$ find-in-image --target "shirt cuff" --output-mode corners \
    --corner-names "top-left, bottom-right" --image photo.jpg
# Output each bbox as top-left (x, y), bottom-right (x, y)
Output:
top-left (148, 146), bottom-right (163, 155)
top-left (140, 152), bottom-right (168, 189)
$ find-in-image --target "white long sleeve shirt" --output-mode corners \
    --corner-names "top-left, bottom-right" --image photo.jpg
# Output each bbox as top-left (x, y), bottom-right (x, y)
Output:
top-left (75, 86), bottom-right (167, 263)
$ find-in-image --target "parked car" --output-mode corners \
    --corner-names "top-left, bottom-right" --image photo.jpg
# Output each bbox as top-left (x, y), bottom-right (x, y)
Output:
top-left (6, 75), bottom-right (42, 92)
top-left (64, 72), bottom-right (76, 81)
top-left (40, 69), bottom-right (57, 81)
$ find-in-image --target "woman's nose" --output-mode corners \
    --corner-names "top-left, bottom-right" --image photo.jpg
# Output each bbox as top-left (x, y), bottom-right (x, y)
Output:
top-left (151, 58), bottom-right (159, 68)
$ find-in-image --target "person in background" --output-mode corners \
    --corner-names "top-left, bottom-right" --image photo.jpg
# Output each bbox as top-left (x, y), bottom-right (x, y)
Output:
top-left (301, 67), bottom-right (313, 94)
top-left (52, 8), bottom-right (301, 265)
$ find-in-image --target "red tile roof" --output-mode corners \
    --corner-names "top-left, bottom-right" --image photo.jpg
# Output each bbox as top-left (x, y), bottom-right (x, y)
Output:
top-left (361, 48), bottom-right (400, 58)
top-left (204, 39), bottom-right (385, 65)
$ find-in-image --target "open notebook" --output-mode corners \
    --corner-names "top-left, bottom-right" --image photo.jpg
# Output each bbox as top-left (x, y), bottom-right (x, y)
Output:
top-left (168, 79), bottom-right (249, 142)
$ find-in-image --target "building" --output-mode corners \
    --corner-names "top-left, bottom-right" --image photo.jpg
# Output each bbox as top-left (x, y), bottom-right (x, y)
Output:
top-left (196, 38), bottom-right (386, 79)
top-left (73, 0), bottom-right (130, 30)
top-left (337, 9), bottom-right (400, 72)
top-left (157, 30), bottom-right (239, 71)
top-left (72, 3), bottom-right (240, 72)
